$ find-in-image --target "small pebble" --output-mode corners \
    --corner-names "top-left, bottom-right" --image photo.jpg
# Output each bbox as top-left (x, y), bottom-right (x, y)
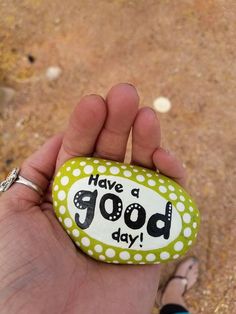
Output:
top-left (46, 66), bottom-right (62, 80)
top-left (54, 18), bottom-right (61, 25)
top-left (27, 54), bottom-right (36, 63)
top-left (153, 97), bottom-right (172, 113)
top-left (5, 158), bottom-right (14, 165)
top-left (0, 87), bottom-right (15, 106)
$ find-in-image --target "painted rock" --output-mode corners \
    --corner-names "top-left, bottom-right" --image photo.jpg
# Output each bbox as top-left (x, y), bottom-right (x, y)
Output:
top-left (52, 157), bottom-right (200, 264)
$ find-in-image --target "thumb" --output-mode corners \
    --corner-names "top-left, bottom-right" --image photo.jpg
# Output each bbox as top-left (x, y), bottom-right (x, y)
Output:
top-left (1, 134), bottom-right (63, 207)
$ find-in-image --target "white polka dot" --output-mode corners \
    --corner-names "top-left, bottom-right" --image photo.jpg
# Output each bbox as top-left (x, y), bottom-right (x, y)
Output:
top-left (99, 255), bottom-right (105, 260)
top-left (94, 244), bottom-right (103, 253)
top-left (169, 193), bottom-right (177, 200)
top-left (146, 253), bottom-right (156, 261)
top-left (106, 162), bottom-right (112, 165)
top-left (168, 185), bottom-right (175, 191)
top-left (188, 240), bottom-right (193, 246)
top-left (72, 229), bottom-right (80, 237)
top-left (98, 166), bottom-right (106, 173)
top-left (127, 261), bottom-right (133, 264)
top-left (84, 165), bottom-right (94, 174)
top-left (80, 161), bottom-right (86, 166)
top-left (147, 173), bottom-right (152, 177)
top-left (88, 250), bottom-right (93, 255)
top-left (176, 202), bottom-right (185, 211)
top-left (193, 222), bottom-right (197, 229)
top-left (64, 218), bottom-right (72, 228)
top-left (76, 241), bottom-right (80, 247)
top-left (180, 195), bottom-right (185, 201)
top-left (58, 217), bottom-right (62, 222)
top-left (93, 160), bottom-right (99, 164)
top-left (121, 165), bottom-right (127, 169)
top-left (159, 179), bottom-right (164, 183)
top-left (61, 176), bottom-right (69, 186)
top-left (113, 260), bottom-right (119, 264)
top-left (56, 171), bottom-right (61, 177)
top-left (58, 190), bottom-right (66, 200)
top-left (189, 199), bottom-right (192, 203)
top-left (174, 241), bottom-right (184, 251)
top-left (119, 251), bottom-right (130, 260)
top-left (189, 206), bottom-right (194, 212)
top-left (54, 201), bottom-right (58, 206)
top-left (110, 166), bottom-right (120, 174)
top-left (148, 179), bottom-right (156, 186)
top-left (73, 169), bottom-right (81, 177)
top-left (142, 169), bottom-right (147, 172)
top-left (153, 97), bottom-right (171, 113)
top-left (159, 186), bottom-right (167, 193)
top-left (133, 169), bottom-right (138, 173)
top-left (134, 254), bottom-right (142, 261)
top-left (160, 252), bottom-right (170, 260)
top-left (54, 185), bottom-right (59, 191)
top-left (124, 170), bottom-right (132, 177)
top-left (183, 213), bottom-right (191, 223)
top-left (136, 175), bottom-right (145, 182)
top-left (66, 166), bottom-right (71, 171)
top-left (184, 227), bottom-right (192, 237)
top-left (59, 205), bottom-right (66, 214)
top-left (105, 248), bottom-right (116, 258)
top-left (81, 237), bottom-right (90, 247)
top-left (173, 254), bottom-right (180, 259)
top-left (67, 230), bottom-right (71, 235)
top-left (71, 161), bottom-right (76, 164)
top-left (139, 262), bottom-right (145, 264)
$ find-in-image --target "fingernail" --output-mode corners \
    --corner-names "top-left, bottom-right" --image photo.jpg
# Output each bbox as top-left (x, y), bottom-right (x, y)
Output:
top-left (125, 82), bottom-right (135, 88)
top-left (163, 148), bottom-right (172, 155)
top-left (143, 107), bottom-right (157, 119)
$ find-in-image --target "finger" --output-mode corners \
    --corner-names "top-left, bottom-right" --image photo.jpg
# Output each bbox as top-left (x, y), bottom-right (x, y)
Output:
top-left (131, 107), bottom-right (161, 168)
top-left (3, 134), bottom-right (63, 206)
top-left (152, 147), bottom-right (186, 186)
top-left (94, 83), bottom-right (139, 161)
top-left (56, 95), bottom-right (107, 169)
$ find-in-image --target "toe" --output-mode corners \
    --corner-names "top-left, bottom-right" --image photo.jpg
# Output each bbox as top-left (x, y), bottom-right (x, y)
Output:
top-left (175, 257), bottom-right (199, 277)
top-left (175, 257), bottom-right (199, 290)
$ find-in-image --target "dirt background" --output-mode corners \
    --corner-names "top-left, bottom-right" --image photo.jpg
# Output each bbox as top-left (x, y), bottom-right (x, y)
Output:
top-left (0, 0), bottom-right (235, 313)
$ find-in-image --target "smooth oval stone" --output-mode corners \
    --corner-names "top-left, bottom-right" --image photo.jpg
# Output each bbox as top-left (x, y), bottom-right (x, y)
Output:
top-left (52, 157), bottom-right (200, 264)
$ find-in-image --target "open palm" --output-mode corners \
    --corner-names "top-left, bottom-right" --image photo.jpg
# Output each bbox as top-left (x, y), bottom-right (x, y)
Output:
top-left (0, 84), bottom-right (185, 314)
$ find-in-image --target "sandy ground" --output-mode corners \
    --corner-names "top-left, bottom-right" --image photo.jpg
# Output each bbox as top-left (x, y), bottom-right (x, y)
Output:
top-left (0, 0), bottom-right (236, 313)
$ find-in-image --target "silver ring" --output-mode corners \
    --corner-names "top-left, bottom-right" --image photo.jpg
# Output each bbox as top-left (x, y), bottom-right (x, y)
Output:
top-left (0, 168), bottom-right (43, 196)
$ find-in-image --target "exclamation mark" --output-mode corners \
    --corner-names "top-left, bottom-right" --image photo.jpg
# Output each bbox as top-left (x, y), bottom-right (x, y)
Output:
top-left (140, 232), bottom-right (143, 247)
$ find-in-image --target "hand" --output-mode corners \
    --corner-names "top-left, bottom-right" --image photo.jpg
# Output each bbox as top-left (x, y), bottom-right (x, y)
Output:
top-left (0, 83), bottom-right (186, 314)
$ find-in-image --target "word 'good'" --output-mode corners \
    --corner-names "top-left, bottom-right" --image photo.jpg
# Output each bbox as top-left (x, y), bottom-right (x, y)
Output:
top-left (52, 157), bottom-right (200, 264)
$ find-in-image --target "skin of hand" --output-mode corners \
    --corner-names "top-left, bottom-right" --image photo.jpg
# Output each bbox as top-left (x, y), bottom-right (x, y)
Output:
top-left (0, 83), bottom-right (186, 314)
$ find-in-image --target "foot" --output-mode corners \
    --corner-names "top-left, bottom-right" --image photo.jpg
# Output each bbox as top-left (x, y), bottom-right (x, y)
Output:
top-left (156, 257), bottom-right (199, 308)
